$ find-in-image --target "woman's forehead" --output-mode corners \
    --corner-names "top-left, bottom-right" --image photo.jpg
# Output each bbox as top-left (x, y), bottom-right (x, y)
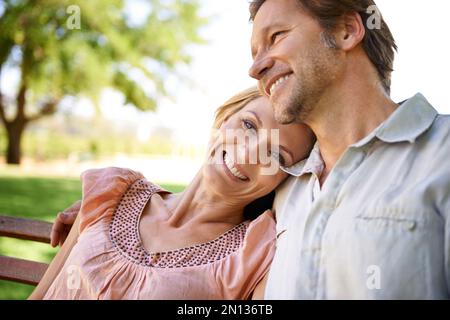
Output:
top-left (242, 97), bottom-right (274, 120)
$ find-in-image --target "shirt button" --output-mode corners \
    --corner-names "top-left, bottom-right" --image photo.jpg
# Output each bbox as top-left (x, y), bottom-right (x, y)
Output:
top-left (405, 221), bottom-right (417, 231)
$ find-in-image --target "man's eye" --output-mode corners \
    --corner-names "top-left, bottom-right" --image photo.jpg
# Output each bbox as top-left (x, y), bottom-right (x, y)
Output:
top-left (271, 31), bottom-right (285, 43)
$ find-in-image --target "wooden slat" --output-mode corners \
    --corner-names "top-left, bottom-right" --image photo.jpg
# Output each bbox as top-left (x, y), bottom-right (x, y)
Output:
top-left (0, 215), bottom-right (52, 243)
top-left (0, 256), bottom-right (48, 286)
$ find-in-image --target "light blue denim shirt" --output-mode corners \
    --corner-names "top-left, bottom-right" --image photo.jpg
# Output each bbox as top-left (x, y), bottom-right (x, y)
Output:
top-left (266, 93), bottom-right (450, 299)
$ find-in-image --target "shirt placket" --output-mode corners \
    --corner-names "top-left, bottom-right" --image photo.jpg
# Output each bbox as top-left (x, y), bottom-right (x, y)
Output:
top-left (299, 145), bottom-right (369, 299)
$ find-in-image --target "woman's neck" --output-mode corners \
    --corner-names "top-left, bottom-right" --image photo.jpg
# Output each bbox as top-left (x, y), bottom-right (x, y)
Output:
top-left (164, 169), bottom-right (246, 228)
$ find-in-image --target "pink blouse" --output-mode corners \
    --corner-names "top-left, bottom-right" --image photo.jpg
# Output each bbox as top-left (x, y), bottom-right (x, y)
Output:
top-left (43, 167), bottom-right (276, 299)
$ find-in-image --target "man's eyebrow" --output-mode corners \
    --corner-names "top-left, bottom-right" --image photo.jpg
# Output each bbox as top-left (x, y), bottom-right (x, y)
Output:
top-left (262, 23), bottom-right (289, 36)
top-left (251, 23), bottom-right (288, 58)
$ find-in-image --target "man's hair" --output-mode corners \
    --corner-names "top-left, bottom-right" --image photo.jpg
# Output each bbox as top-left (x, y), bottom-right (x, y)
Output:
top-left (249, 0), bottom-right (397, 94)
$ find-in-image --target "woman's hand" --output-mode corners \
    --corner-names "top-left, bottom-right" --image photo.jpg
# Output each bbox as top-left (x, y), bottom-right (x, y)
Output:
top-left (50, 200), bottom-right (81, 247)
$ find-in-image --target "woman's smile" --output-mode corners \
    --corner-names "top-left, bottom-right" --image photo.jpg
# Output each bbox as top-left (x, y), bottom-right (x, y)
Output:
top-left (222, 151), bottom-right (249, 181)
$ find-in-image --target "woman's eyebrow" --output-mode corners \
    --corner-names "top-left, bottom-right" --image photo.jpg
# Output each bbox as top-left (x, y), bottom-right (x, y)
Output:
top-left (279, 145), bottom-right (294, 162)
top-left (248, 110), bottom-right (262, 127)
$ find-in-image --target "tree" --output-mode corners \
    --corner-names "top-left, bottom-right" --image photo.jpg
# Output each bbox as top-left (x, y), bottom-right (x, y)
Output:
top-left (0, 0), bottom-right (206, 164)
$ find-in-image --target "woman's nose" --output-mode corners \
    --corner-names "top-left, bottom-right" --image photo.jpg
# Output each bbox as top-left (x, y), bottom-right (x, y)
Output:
top-left (238, 134), bottom-right (270, 165)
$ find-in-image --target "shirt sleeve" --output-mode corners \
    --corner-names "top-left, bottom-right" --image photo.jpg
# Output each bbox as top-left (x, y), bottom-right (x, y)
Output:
top-left (78, 167), bottom-right (144, 234)
top-left (214, 211), bottom-right (277, 300)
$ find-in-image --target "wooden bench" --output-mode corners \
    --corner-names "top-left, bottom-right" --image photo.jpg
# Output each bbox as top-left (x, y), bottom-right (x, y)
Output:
top-left (0, 215), bottom-right (52, 286)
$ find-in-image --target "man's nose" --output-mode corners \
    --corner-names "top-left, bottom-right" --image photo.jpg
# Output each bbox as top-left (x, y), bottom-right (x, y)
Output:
top-left (248, 55), bottom-right (274, 80)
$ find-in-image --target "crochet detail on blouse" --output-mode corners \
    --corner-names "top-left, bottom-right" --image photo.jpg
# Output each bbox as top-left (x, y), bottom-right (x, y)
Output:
top-left (109, 179), bottom-right (249, 268)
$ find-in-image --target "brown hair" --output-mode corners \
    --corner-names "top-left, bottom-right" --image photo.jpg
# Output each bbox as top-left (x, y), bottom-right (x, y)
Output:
top-left (213, 86), bottom-right (262, 129)
top-left (249, 0), bottom-right (397, 94)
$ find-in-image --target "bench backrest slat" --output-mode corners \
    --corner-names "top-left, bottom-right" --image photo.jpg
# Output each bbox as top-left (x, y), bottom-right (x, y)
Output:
top-left (0, 215), bottom-right (52, 243)
top-left (0, 215), bottom-right (53, 287)
top-left (0, 256), bottom-right (49, 286)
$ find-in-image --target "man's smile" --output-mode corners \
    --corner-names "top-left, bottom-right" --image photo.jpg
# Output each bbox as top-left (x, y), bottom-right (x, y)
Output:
top-left (265, 72), bottom-right (293, 97)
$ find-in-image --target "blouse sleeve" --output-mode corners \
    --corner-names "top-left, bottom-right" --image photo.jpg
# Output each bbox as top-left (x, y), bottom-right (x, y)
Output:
top-left (78, 167), bottom-right (144, 233)
top-left (214, 210), bottom-right (277, 299)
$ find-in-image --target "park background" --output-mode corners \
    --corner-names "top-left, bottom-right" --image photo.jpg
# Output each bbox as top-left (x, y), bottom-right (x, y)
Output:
top-left (0, 0), bottom-right (449, 299)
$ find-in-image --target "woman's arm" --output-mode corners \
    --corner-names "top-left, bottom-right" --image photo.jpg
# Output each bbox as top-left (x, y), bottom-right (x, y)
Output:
top-left (50, 200), bottom-right (81, 247)
top-left (28, 214), bottom-right (81, 300)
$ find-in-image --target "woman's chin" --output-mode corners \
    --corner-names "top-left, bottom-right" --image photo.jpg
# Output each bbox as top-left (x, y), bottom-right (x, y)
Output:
top-left (203, 164), bottom-right (234, 192)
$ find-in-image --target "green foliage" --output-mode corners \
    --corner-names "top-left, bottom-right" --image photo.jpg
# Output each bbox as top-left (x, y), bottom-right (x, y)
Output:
top-left (21, 131), bottom-right (176, 160)
top-left (0, 0), bottom-right (207, 110)
top-left (0, 171), bottom-right (185, 299)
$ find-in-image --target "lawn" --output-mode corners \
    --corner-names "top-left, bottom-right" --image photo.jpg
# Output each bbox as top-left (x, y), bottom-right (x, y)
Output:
top-left (0, 170), bottom-right (185, 300)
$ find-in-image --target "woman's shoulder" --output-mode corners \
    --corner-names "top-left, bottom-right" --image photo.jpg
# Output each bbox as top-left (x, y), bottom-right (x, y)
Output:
top-left (81, 167), bottom-right (144, 185)
top-left (78, 167), bottom-right (147, 233)
top-left (80, 167), bottom-right (167, 195)
top-left (215, 210), bottom-right (276, 299)
top-left (246, 209), bottom-right (277, 238)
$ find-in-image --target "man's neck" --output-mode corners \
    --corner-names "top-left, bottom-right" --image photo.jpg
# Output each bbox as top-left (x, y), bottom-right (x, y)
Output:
top-left (305, 75), bottom-right (399, 185)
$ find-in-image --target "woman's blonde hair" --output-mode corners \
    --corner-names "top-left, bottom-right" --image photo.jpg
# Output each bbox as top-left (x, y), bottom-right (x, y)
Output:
top-left (213, 86), bottom-right (262, 129)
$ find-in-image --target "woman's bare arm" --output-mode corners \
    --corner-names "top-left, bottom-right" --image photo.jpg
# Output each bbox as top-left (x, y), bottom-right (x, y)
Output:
top-left (28, 214), bottom-right (80, 299)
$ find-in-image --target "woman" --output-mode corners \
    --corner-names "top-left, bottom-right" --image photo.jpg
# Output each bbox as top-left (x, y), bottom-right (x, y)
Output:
top-left (29, 87), bottom-right (315, 300)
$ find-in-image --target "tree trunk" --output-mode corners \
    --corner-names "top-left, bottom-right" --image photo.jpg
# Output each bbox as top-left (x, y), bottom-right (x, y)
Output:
top-left (6, 121), bottom-right (26, 165)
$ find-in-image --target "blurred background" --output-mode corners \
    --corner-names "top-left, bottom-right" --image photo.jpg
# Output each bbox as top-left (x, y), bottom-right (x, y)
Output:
top-left (0, 0), bottom-right (449, 299)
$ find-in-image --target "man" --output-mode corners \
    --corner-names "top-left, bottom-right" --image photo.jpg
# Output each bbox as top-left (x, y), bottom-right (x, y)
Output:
top-left (249, 0), bottom-right (449, 299)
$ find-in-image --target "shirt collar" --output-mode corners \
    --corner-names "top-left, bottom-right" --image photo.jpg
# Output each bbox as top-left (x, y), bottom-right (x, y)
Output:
top-left (282, 93), bottom-right (438, 177)
top-left (353, 93), bottom-right (437, 148)
top-left (281, 142), bottom-right (324, 177)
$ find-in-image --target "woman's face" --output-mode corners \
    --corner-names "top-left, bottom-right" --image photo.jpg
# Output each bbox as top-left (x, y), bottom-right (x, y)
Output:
top-left (204, 96), bottom-right (313, 204)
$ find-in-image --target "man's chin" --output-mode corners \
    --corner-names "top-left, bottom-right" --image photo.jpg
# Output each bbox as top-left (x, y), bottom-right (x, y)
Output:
top-left (274, 106), bottom-right (297, 125)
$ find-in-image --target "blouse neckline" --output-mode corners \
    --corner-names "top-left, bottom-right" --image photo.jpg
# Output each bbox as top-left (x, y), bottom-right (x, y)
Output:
top-left (109, 178), bottom-right (249, 268)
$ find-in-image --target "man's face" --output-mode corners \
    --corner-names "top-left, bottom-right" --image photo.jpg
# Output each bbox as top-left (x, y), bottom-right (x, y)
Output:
top-left (249, 0), bottom-right (341, 124)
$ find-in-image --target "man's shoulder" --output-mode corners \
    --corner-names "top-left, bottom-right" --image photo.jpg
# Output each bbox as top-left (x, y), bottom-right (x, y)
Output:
top-left (434, 113), bottom-right (450, 126)
top-left (424, 113), bottom-right (450, 147)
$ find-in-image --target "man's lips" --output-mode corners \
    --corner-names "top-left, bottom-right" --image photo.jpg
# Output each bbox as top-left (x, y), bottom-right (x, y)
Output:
top-left (264, 72), bottom-right (293, 97)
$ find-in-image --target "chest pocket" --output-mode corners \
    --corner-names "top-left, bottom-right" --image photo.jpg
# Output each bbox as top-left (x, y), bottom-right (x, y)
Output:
top-left (354, 208), bottom-right (421, 232)
top-left (321, 201), bottom-right (446, 299)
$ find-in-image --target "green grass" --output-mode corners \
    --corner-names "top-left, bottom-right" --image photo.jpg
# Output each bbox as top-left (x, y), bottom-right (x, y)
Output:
top-left (0, 171), bottom-right (185, 300)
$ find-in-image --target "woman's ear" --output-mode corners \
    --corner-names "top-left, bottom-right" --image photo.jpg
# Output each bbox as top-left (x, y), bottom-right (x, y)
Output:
top-left (334, 12), bottom-right (365, 51)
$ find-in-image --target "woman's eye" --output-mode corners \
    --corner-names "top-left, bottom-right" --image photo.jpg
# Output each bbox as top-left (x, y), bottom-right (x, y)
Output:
top-left (271, 150), bottom-right (286, 167)
top-left (242, 120), bottom-right (256, 131)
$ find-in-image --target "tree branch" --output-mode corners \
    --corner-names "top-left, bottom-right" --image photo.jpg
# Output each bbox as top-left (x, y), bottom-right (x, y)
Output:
top-left (26, 99), bottom-right (60, 122)
top-left (0, 66), bottom-right (9, 126)
top-left (16, 83), bottom-right (27, 121)
top-left (16, 42), bottom-right (32, 122)
top-left (0, 94), bottom-right (7, 125)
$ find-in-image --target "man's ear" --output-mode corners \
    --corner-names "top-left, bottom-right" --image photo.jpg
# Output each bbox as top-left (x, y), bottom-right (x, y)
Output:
top-left (334, 12), bottom-right (365, 51)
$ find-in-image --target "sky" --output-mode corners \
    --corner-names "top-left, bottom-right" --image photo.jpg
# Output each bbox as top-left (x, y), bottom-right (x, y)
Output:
top-left (2, 0), bottom-right (450, 150)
